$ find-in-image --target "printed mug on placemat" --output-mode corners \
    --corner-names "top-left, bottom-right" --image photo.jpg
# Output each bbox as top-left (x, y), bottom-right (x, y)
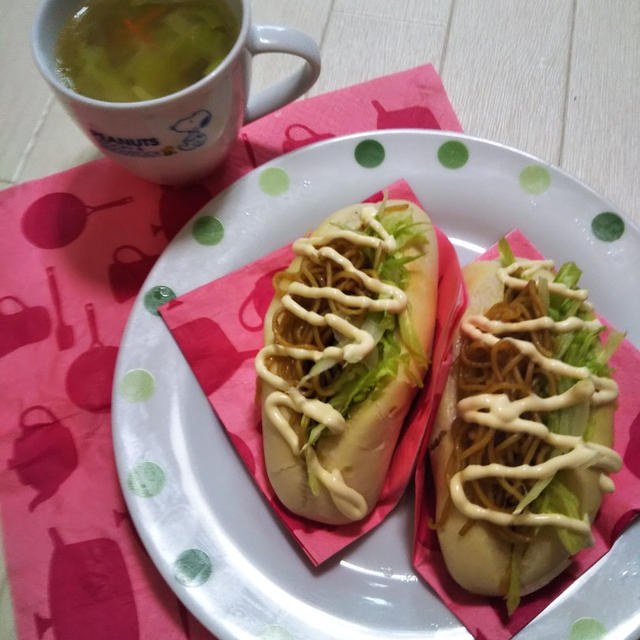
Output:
top-left (31, 0), bottom-right (321, 185)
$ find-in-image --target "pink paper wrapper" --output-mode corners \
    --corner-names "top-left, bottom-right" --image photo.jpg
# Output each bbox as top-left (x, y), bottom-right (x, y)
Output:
top-left (159, 179), bottom-right (467, 565)
top-left (412, 229), bottom-right (640, 640)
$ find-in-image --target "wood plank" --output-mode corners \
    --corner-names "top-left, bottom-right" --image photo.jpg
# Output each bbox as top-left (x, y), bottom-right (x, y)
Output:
top-left (19, 100), bottom-right (101, 184)
top-left (0, 525), bottom-right (17, 640)
top-left (312, 0), bottom-right (452, 95)
top-left (249, 0), bottom-right (331, 97)
top-left (441, 0), bottom-right (573, 163)
top-left (0, 0), bottom-right (53, 183)
top-left (562, 0), bottom-right (640, 222)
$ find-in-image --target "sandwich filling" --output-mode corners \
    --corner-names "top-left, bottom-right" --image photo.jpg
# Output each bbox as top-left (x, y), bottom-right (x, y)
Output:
top-left (439, 239), bottom-right (623, 611)
top-left (255, 200), bottom-right (429, 520)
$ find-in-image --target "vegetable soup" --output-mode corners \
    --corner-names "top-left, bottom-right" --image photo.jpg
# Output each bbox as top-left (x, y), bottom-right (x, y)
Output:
top-left (55, 0), bottom-right (239, 102)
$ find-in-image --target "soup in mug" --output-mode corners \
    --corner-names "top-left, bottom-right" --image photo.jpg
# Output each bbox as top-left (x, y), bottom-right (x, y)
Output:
top-left (55, 0), bottom-right (240, 102)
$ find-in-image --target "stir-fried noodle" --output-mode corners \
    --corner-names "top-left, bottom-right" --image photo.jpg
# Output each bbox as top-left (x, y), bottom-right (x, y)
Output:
top-left (268, 238), bottom-right (373, 398)
top-left (441, 280), bottom-right (557, 544)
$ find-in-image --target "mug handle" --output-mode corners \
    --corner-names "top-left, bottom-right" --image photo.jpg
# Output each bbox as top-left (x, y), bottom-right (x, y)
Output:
top-left (244, 24), bottom-right (321, 123)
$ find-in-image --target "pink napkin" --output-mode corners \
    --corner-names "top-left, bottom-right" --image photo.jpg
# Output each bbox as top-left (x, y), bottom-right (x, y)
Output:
top-left (159, 179), bottom-right (467, 565)
top-left (412, 229), bottom-right (640, 640)
top-left (0, 65), bottom-right (460, 640)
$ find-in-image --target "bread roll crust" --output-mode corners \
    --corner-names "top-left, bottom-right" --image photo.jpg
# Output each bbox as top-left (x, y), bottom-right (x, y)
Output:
top-left (261, 200), bottom-right (438, 524)
top-left (429, 259), bottom-right (615, 597)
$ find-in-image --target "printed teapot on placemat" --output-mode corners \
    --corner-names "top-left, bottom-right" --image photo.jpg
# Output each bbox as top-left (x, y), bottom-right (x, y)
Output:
top-left (0, 295), bottom-right (51, 358)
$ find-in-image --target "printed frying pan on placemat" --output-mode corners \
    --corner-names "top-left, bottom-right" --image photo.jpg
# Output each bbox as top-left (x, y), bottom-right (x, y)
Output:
top-left (65, 303), bottom-right (118, 413)
top-left (22, 192), bottom-right (133, 249)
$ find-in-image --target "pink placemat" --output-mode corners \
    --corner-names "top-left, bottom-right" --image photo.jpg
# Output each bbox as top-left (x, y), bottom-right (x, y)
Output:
top-left (0, 65), bottom-right (460, 640)
top-left (412, 229), bottom-right (640, 640)
top-left (159, 179), bottom-right (467, 566)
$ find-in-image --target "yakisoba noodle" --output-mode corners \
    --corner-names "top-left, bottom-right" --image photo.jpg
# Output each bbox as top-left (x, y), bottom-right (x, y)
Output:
top-left (438, 264), bottom-right (621, 534)
top-left (429, 252), bottom-right (623, 611)
top-left (256, 200), bottom-right (438, 524)
top-left (267, 238), bottom-right (377, 419)
top-left (440, 281), bottom-right (560, 544)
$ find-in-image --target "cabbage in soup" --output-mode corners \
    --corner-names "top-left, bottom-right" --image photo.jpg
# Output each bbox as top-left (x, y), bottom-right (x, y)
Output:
top-left (55, 0), bottom-right (239, 102)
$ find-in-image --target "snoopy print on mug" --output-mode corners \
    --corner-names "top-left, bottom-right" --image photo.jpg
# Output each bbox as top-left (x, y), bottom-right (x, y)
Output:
top-left (171, 110), bottom-right (212, 151)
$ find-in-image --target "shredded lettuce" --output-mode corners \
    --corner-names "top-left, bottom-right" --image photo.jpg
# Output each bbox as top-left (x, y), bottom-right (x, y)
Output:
top-left (378, 206), bottom-right (429, 251)
top-left (553, 261), bottom-right (582, 288)
top-left (584, 403), bottom-right (615, 443)
top-left (378, 252), bottom-right (423, 289)
top-left (513, 475), bottom-right (554, 515)
top-left (399, 304), bottom-right (428, 365)
top-left (546, 306), bottom-right (623, 439)
top-left (548, 262), bottom-right (582, 321)
top-left (305, 448), bottom-right (321, 496)
top-left (539, 263), bottom-right (622, 552)
top-left (498, 237), bottom-right (516, 267)
top-left (374, 205), bottom-right (430, 290)
top-left (299, 357), bottom-right (340, 386)
top-left (595, 329), bottom-right (626, 371)
top-left (306, 423), bottom-right (326, 448)
top-left (496, 242), bottom-right (622, 604)
top-left (300, 326), bottom-right (409, 448)
top-left (363, 310), bottom-right (396, 336)
top-left (329, 332), bottom-right (406, 417)
top-left (536, 275), bottom-right (550, 312)
top-left (532, 473), bottom-right (591, 554)
top-left (300, 204), bottom-right (431, 449)
top-left (506, 544), bottom-right (524, 616)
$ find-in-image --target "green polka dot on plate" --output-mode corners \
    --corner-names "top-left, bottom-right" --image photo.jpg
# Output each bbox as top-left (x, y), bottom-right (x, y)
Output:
top-left (259, 625), bottom-right (293, 640)
top-left (519, 165), bottom-right (551, 194)
top-left (354, 139), bottom-right (385, 168)
top-left (259, 167), bottom-right (290, 195)
top-left (592, 211), bottom-right (625, 241)
top-left (143, 285), bottom-right (176, 316)
top-left (192, 216), bottom-right (224, 245)
top-left (127, 461), bottom-right (165, 497)
top-left (570, 617), bottom-right (606, 640)
top-left (437, 140), bottom-right (469, 169)
top-left (174, 549), bottom-right (212, 587)
top-left (120, 369), bottom-right (155, 402)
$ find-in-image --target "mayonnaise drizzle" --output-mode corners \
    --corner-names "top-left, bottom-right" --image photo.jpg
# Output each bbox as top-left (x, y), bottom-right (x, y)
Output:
top-left (255, 204), bottom-right (409, 520)
top-left (450, 258), bottom-right (622, 537)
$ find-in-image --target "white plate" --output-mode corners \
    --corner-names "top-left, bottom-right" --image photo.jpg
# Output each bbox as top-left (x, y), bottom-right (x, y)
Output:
top-left (112, 130), bottom-right (640, 640)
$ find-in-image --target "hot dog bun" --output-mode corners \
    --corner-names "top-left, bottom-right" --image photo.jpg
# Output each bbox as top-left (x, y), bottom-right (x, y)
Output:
top-left (258, 200), bottom-right (438, 525)
top-left (429, 256), bottom-right (620, 605)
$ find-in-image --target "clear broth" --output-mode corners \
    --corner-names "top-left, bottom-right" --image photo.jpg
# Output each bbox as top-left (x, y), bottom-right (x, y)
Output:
top-left (55, 0), bottom-right (239, 102)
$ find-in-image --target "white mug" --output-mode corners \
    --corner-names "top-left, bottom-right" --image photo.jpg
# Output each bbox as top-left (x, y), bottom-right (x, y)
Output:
top-left (31, 0), bottom-right (321, 185)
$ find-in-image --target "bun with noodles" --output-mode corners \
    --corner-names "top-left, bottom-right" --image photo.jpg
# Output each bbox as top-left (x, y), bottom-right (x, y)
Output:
top-left (429, 239), bottom-right (623, 612)
top-left (255, 198), bottom-right (438, 524)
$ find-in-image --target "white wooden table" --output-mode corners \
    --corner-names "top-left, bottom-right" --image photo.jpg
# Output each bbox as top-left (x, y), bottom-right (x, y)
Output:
top-left (0, 2), bottom-right (638, 639)
top-left (2, 1), bottom-right (639, 227)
